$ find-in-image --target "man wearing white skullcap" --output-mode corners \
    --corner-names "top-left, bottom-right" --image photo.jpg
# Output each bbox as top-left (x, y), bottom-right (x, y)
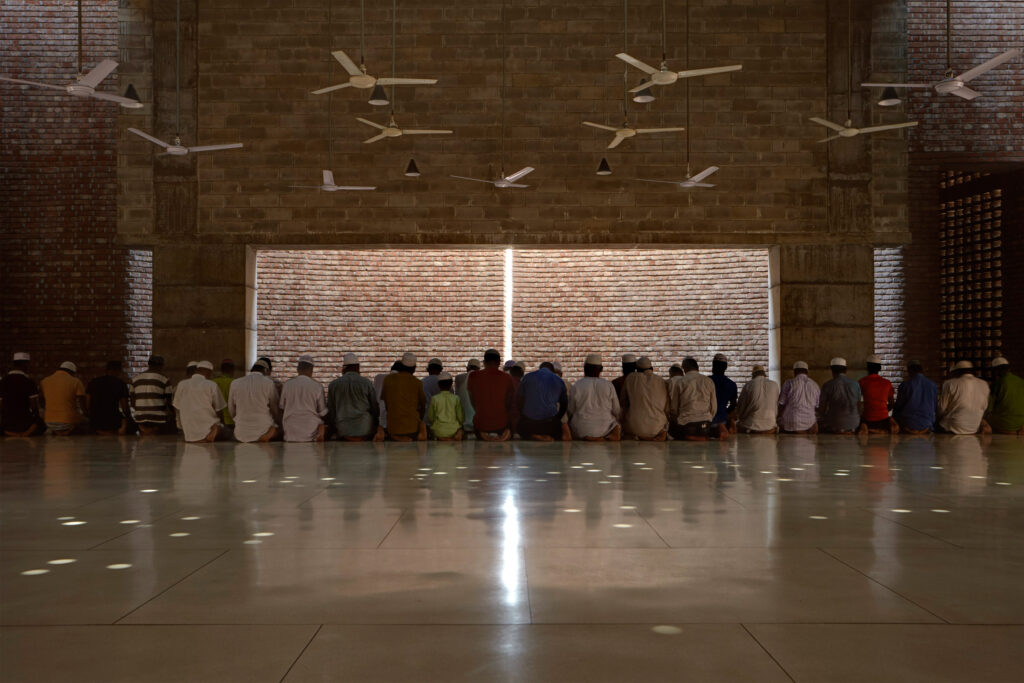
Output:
top-left (612, 353), bottom-right (639, 399)
top-left (329, 352), bottom-right (382, 441)
top-left (228, 359), bottom-right (281, 442)
top-left (172, 361), bottom-right (227, 442)
top-left (454, 359), bottom-right (482, 433)
top-left (1, 352), bottom-right (45, 436)
top-left (39, 361), bottom-right (87, 435)
top-left (621, 356), bottom-right (669, 440)
top-left (280, 354), bottom-right (328, 442)
top-left (937, 361), bottom-right (991, 434)
top-left (986, 357), bottom-right (1024, 434)
top-left (735, 365), bottom-right (780, 434)
top-left (817, 357), bottom-right (862, 434)
top-left (381, 353), bottom-right (427, 440)
top-left (857, 354), bottom-right (898, 435)
top-left (567, 354), bottom-right (621, 441)
top-left (778, 361), bottom-right (820, 433)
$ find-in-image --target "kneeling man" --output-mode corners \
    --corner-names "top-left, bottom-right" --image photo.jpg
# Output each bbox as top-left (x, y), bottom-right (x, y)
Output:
top-left (568, 353), bottom-right (621, 441)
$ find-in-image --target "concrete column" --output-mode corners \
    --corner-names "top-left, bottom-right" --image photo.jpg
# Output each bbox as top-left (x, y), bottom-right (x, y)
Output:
top-left (774, 244), bottom-right (875, 385)
top-left (152, 244), bottom-right (249, 375)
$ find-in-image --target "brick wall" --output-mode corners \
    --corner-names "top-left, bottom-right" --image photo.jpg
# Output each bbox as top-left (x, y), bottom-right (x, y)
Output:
top-left (0, 0), bottom-right (152, 380)
top-left (513, 249), bottom-right (769, 385)
top-left (255, 249), bottom-right (505, 383)
top-left (873, 247), bottom-right (905, 384)
top-left (256, 248), bottom-right (769, 387)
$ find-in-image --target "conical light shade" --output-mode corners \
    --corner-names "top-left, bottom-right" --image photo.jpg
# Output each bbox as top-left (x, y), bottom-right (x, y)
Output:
top-left (368, 84), bottom-right (389, 106)
top-left (878, 86), bottom-right (902, 107)
top-left (404, 158), bottom-right (421, 177)
top-left (632, 80), bottom-right (655, 104)
top-left (122, 83), bottom-right (144, 109)
top-left (596, 157), bottom-right (612, 175)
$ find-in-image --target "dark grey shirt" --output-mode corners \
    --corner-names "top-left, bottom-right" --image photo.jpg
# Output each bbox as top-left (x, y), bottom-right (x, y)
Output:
top-left (327, 372), bottom-right (379, 437)
top-left (818, 375), bottom-right (862, 432)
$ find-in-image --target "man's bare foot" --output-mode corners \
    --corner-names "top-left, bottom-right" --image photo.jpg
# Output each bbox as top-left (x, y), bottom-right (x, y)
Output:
top-left (716, 423), bottom-right (729, 440)
top-left (372, 427), bottom-right (386, 442)
top-left (857, 423), bottom-right (869, 437)
top-left (607, 424), bottom-right (621, 442)
top-left (809, 423), bottom-right (819, 435)
top-left (258, 426), bottom-right (279, 442)
top-left (316, 424), bottom-right (327, 442)
top-left (979, 420), bottom-right (992, 435)
top-left (531, 434), bottom-right (554, 442)
top-left (202, 424), bottom-right (219, 442)
top-left (561, 424), bottom-right (572, 442)
top-left (416, 422), bottom-right (428, 441)
top-left (391, 434), bottom-right (412, 442)
top-left (454, 429), bottom-right (463, 441)
top-left (583, 435), bottom-right (604, 442)
top-left (499, 428), bottom-right (511, 441)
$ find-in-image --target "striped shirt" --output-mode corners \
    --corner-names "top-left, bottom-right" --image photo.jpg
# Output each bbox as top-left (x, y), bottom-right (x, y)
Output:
top-left (130, 371), bottom-right (173, 424)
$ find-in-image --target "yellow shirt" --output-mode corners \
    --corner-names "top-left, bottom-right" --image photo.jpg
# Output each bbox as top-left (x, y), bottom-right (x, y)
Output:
top-left (40, 371), bottom-right (86, 424)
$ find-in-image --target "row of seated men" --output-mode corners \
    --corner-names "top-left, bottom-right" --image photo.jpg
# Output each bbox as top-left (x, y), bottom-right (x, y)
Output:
top-left (2, 348), bottom-right (1021, 442)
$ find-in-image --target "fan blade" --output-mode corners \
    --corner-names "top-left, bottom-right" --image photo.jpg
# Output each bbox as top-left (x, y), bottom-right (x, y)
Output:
top-left (187, 143), bottom-right (243, 152)
top-left (582, 121), bottom-right (619, 132)
top-left (688, 166), bottom-right (720, 183)
top-left (312, 83), bottom-right (352, 95)
top-left (402, 129), bottom-right (453, 135)
top-left (817, 135), bottom-right (843, 143)
top-left (450, 175), bottom-right (496, 184)
top-left (356, 117), bottom-right (387, 130)
top-left (89, 90), bottom-right (140, 106)
top-left (504, 167), bottom-right (535, 182)
top-left (608, 134), bottom-right (629, 149)
top-left (78, 59), bottom-right (118, 88)
top-left (628, 82), bottom-right (656, 93)
top-left (636, 178), bottom-right (684, 185)
top-left (615, 53), bottom-right (659, 75)
top-left (289, 185), bottom-right (322, 189)
top-left (957, 48), bottom-right (1021, 83)
top-left (332, 50), bottom-right (363, 76)
top-left (949, 86), bottom-right (981, 100)
top-left (0, 76), bottom-right (67, 90)
top-left (635, 127), bottom-right (686, 134)
top-left (690, 183), bottom-right (716, 188)
top-left (322, 170), bottom-right (336, 186)
top-left (506, 183), bottom-right (529, 188)
top-left (334, 186), bottom-right (376, 191)
top-left (376, 77), bottom-right (438, 86)
top-left (861, 82), bottom-right (932, 88)
top-left (856, 121), bottom-right (918, 135)
top-left (363, 133), bottom-right (387, 144)
top-left (808, 117), bottom-right (847, 132)
top-left (675, 64), bottom-right (743, 78)
top-left (127, 127), bottom-right (170, 148)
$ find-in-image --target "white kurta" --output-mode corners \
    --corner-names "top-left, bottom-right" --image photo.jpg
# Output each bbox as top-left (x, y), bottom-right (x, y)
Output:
top-left (669, 372), bottom-right (717, 425)
top-left (229, 372), bottom-right (278, 442)
top-left (735, 375), bottom-right (781, 431)
top-left (937, 373), bottom-right (990, 434)
top-left (567, 376), bottom-right (620, 438)
top-left (172, 374), bottom-right (226, 442)
top-left (621, 371), bottom-right (669, 437)
top-left (280, 374), bottom-right (327, 442)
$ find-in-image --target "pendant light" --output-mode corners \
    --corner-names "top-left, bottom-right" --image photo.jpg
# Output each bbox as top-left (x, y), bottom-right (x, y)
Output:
top-left (877, 86), bottom-right (901, 106)
top-left (368, 83), bottom-right (389, 106)
top-left (632, 79), bottom-right (655, 103)
top-left (596, 157), bottom-right (612, 175)
top-left (404, 158), bottom-right (421, 176)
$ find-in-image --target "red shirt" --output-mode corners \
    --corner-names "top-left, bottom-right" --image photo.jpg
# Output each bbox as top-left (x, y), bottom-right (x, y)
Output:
top-left (467, 367), bottom-right (515, 431)
top-left (859, 374), bottom-right (895, 422)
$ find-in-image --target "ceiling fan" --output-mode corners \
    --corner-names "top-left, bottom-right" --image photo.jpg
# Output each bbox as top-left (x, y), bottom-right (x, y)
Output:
top-left (616, 0), bottom-right (741, 94)
top-left (127, 128), bottom-right (242, 156)
top-left (583, 120), bottom-right (685, 149)
top-left (862, 1), bottom-right (1020, 100)
top-left (812, 0), bottom-right (917, 143)
top-left (637, 166), bottom-right (719, 189)
top-left (356, 116), bottom-right (452, 144)
top-left (451, 167), bottom-right (535, 189)
top-left (290, 169), bottom-right (374, 191)
top-left (312, 50), bottom-right (437, 95)
top-left (0, 1), bottom-right (141, 109)
top-left (809, 117), bottom-right (918, 143)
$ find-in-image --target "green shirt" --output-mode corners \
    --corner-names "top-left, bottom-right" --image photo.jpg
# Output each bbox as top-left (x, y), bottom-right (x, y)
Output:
top-left (988, 372), bottom-right (1024, 432)
top-left (427, 391), bottom-right (464, 438)
top-left (212, 375), bottom-right (234, 425)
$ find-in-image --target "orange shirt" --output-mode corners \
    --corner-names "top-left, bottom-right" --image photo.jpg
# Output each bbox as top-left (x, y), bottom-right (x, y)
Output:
top-left (859, 373), bottom-right (894, 422)
top-left (40, 371), bottom-right (86, 424)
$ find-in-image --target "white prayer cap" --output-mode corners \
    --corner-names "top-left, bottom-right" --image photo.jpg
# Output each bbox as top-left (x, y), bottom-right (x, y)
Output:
top-left (401, 352), bottom-right (417, 368)
top-left (713, 353), bottom-right (729, 363)
top-left (829, 357), bottom-right (847, 367)
top-left (621, 353), bottom-right (637, 363)
top-left (585, 353), bottom-right (603, 366)
top-left (468, 358), bottom-right (482, 369)
top-left (187, 360), bottom-right (198, 369)
top-left (551, 361), bottom-right (562, 372)
top-left (59, 361), bottom-right (77, 373)
top-left (637, 356), bottom-right (653, 370)
top-left (428, 357), bottom-right (443, 367)
top-left (343, 352), bottom-right (359, 365)
top-left (298, 354), bottom-right (315, 365)
top-left (992, 357), bottom-right (1009, 368)
top-left (793, 361), bottom-right (809, 370)
top-left (13, 352), bottom-right (29, 361)
top-left (438, 371), bottom-right (453, 381)
top-left (752, 364), bottom-right (766, 373)
top-left (197, 360), bottom-right (214, 371)
top-left (954, 360), bottom-right (973, 370)
top-left (515, 361), bottom-right (526, 370)
top-left (866, 354), bottom-right (881, 364)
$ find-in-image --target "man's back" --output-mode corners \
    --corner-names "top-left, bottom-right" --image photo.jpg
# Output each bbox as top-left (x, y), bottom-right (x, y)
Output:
top-left (1, 372), bottom-right (38, 432)
top-left (989, 372), bottom-right (1024, 432)
top-left (819, 375), bottom-right (861, 432)
top-left (710, 374), bottom-right (738, 423)
top-left (779, 374), bottom-right (820, 431)
top-left (736, 375), bottom-right (780, 431)
top-left (86, 375), bottom-right (128, 431)
top-left (40, 372), bottom-right (84, 424)
top-left (670, 372), bottom-right (716, 425)
top-left (131, 371), bottom-right (173, 424)
top-left (622, 371), bottom-right (668, 436)
top-left (568, 376), bottom-right (619, 437)
top-left (859, 374), bottom-right (894, 422)
top-left (939, 374), bottom-right (989, 434)
top-left (229, 373), bottom-right (277, 442)
top-left (519, 368), bottom-right (566, 421)
top-left (893, 373), bottom-right (937, 431)
top-left (328, 372), bottom-right (379, 436)
top-left (467, 367), bottom-right (514, 431)
top-left (381, 373), bottom-right (425, 435)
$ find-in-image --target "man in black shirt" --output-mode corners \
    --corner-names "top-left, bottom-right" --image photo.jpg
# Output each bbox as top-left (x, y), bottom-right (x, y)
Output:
top-left (86, 361), bottom-right (131, 435)
top-left (0, 352), bottom-right (44, 437)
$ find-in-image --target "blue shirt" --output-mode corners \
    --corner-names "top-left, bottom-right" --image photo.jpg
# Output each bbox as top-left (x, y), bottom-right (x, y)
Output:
top-left (710, 374), bottom-right (738, 424)
top-left (893, 372), bottom-right (938, 431)
top-left (517, 368), bottom-right (568, 421)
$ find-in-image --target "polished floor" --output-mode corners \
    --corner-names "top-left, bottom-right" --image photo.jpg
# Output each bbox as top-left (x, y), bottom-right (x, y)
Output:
top-left (1, 434), bottom-right (1022, 682)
